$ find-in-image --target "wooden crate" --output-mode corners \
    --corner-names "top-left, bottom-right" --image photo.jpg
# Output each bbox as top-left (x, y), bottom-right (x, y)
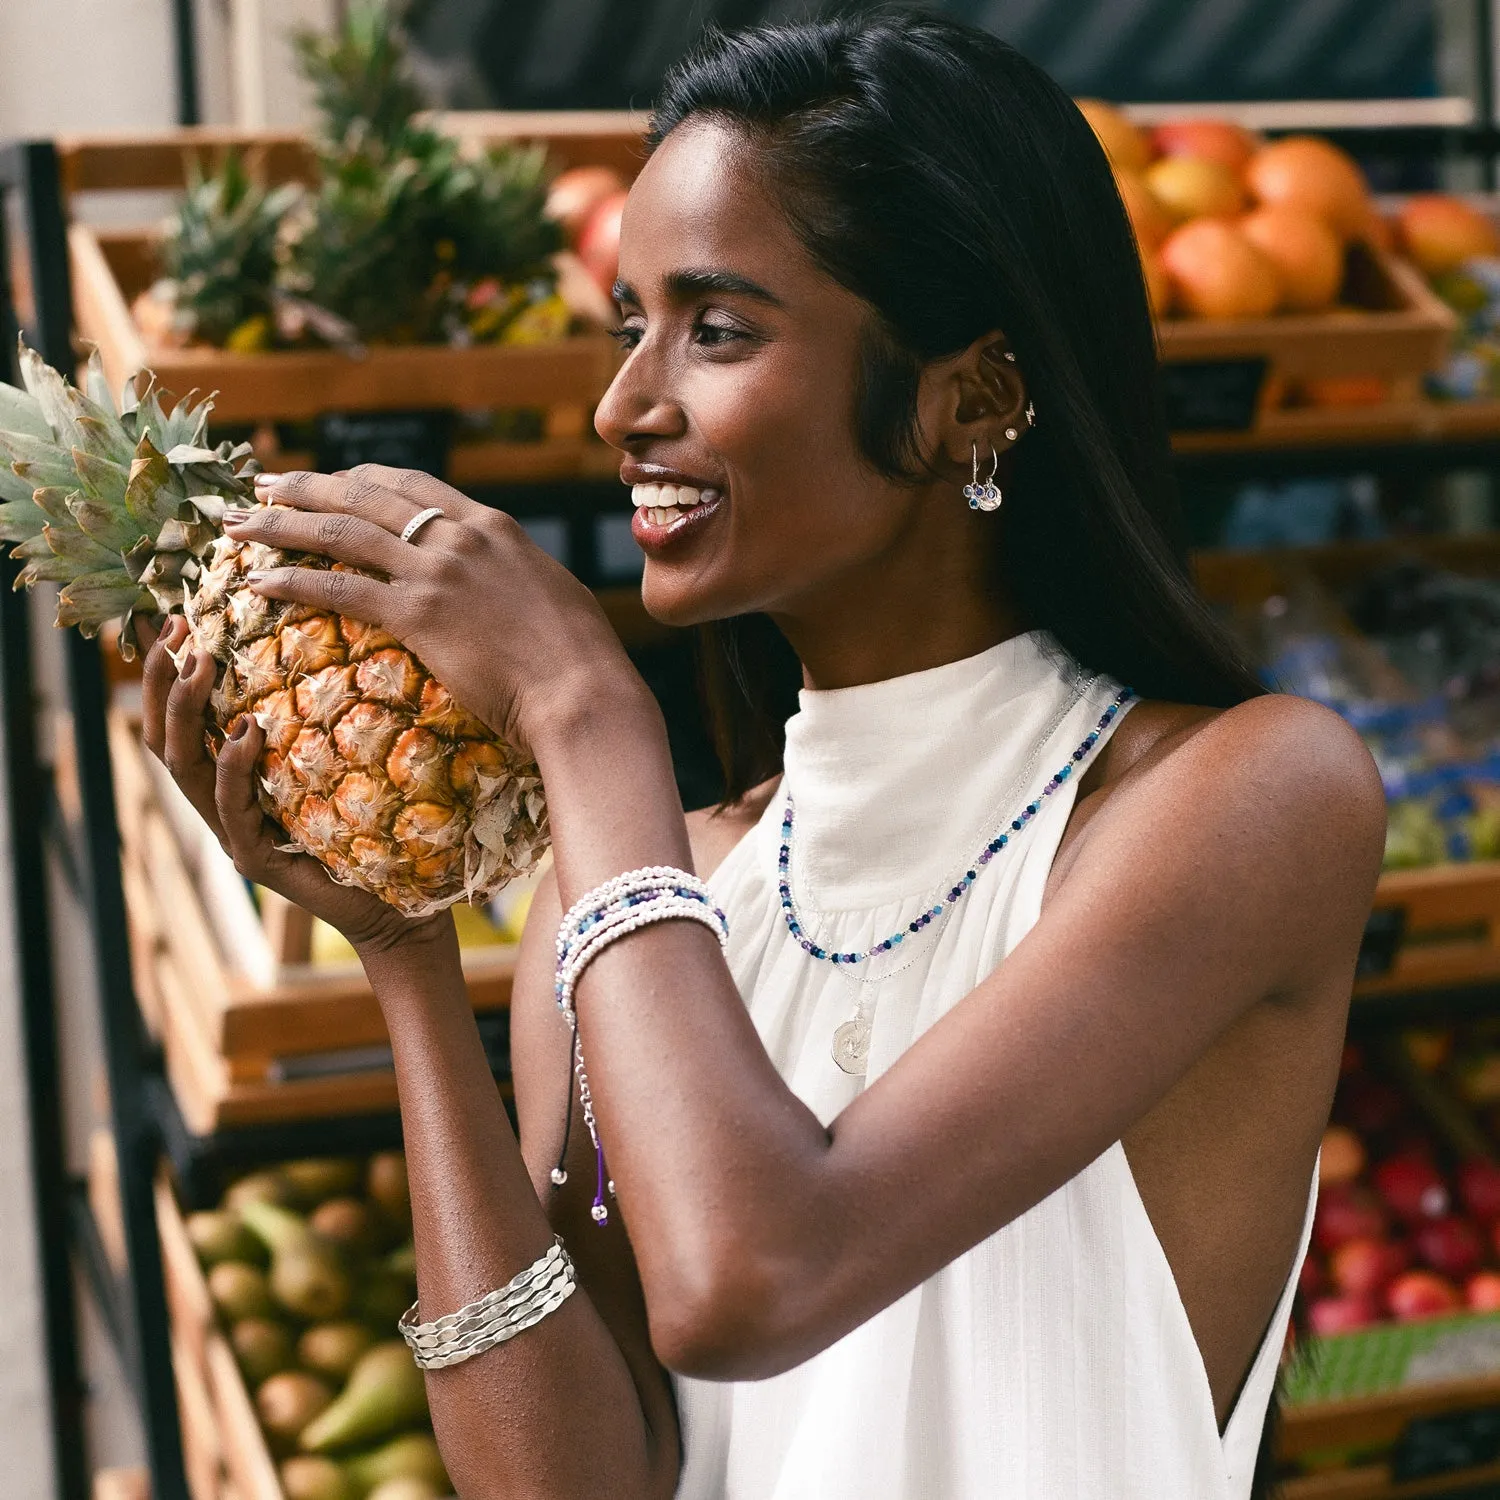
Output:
top-left (156, 1173), bottom-right (283, 1500)
top-left (108, 708), bottom-right (518, 1131)
top-left (58, 120), bottom-right (636, 484)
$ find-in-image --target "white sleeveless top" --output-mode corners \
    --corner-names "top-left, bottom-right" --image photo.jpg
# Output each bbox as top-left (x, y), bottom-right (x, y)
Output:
top-left (674, 630), bottom-right (1316, 1500)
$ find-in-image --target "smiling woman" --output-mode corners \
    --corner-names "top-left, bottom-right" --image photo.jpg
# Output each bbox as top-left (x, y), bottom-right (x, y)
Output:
top-left (139, 12), bottom-right (1385, 1500)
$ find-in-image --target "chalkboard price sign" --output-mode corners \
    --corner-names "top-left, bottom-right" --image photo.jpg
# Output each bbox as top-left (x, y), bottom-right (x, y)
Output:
top-left (314, 410), bottom-right (455, 479)
top-left (1159, 358), bottom-right (1268, 433)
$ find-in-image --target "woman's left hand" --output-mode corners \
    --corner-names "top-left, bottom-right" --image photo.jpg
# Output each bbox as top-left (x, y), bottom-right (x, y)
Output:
top-left (230, 464), bottom-right (641, 756)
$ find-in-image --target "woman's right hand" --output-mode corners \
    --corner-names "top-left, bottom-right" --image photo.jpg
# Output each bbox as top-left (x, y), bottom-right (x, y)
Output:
top-left (139, 614), bottom-right (451, 955)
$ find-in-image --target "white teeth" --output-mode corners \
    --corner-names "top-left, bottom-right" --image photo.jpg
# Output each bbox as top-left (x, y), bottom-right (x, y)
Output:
top-left (632, 482), bottom-right (706, 510)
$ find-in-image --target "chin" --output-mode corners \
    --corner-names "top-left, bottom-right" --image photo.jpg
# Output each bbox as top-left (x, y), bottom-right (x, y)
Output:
top-left (639, 563), bottom-right (738, 629)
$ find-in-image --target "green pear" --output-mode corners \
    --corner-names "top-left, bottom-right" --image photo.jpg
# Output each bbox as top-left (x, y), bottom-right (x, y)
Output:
top-left (257, 1370), bottom-right (335, 1455)
top-left (208, 1261), bottom-right (273, 1322)
top-left (365, 1479), bottom-right (443, 1500)
top-left (225, 1169), bottom-right (296, 1213)
top-left (232, 1316), bottom-right (295, 1385)
top-left (187, 1210), bottom-right (265, 1267)
top-left (343, 1432), bottom-right (449, 1495)
top-left (366, 1154), bottom-right (411, 1235)
top-left (240, 1199), bottom-right (352, 1321)
top-left (299, 1342), bottom-right (428, 1453)
top-left (299, 1321), bottom-right (376, 1383)
top-left (281, 1455), bottom-right (356, 1500)
top-left (282, 1158), bottom-right (365, 1207)
top-left (310, 1198), bottom-right (382, 1258)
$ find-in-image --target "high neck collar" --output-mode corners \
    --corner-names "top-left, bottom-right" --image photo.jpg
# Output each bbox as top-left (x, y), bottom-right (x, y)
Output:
top-left (779, 631), bottom-right (1092, 909)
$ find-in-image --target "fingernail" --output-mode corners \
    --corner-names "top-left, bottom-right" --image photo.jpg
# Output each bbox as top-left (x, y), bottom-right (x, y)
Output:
top-left (223, 508), bottom-right (251, 525)
top-left (178, 650), bottom-right (197, 679)
top-left (246, 570), bottom-right (269, 585)
top-left (228, 717), bottom-right (249, 741)
top-left (253, 473), bottom-right (283, 487)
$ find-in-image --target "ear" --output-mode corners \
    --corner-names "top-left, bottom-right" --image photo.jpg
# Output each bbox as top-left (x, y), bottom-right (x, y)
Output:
top-left (916, 330), bottom-right (1030, 473)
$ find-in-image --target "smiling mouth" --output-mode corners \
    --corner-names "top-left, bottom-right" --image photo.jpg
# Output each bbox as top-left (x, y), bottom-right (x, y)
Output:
top-left (631, 481), bottom-right (723, 528)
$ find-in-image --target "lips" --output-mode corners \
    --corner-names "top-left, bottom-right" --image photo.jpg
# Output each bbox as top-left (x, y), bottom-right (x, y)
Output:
top-left (629, 482), bottom-right (724, 553)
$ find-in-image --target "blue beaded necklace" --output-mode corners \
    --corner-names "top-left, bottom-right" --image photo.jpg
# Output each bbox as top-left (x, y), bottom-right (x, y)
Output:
top-left (777, 686), bottom-right (1134, 967)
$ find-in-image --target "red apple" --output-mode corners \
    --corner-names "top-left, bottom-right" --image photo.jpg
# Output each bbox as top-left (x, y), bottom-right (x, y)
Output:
top-left (1415, 1216), bottom-right (1485, 1281)
top-left (1458, 1159), bottom-right (1500, 1225)
top-left (1466, 1270), bottom-right (1500, 1311)
top-left (1387, 1269), bottom-right (1462, 1321)
top-left (545, 165), bottom-right (628, 245)
top-left (577, 189), bottom-right (628, 298)
top-left (1298, 1254), bottom-right (1325, 1299)
top-left (1313, 1185), bottom-right (1388, 1254)
top-left (1310, 1294), bottom-right (1379, 1336)
top-left (1331, 1237), bottom-right (1408, 1299)
top-left (1373, 1153), bottom-right (1449, 1223)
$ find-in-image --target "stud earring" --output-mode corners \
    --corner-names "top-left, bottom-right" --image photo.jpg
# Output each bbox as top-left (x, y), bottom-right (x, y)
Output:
top-left (1005, 426), bottom-right (1018, 442)
top-left (964, 443), bottom-right (1002, 512)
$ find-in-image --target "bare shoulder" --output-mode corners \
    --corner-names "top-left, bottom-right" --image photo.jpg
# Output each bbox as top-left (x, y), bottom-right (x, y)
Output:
top-left (1057, 692), bottom-right (1386, 929)
top-left (686, 775), bottom-right (781, 879)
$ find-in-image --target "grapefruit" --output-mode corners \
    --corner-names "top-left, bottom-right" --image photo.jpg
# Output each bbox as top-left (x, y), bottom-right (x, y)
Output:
top-left (1076, 99), bottom-right (1152, 172)
top-left (1151, 119), bottom-right (1260, 173)
top-left (1245, 136), bottom-right (1373, 242)
top-left (1160, 219), bottom-right (1281, 319)
top-left (1114, 169), bottom-right (1174, 249)
top-left (1240, 205), bottom-right (1344, 311)
top-left (1146, 155), bottom-right (1246, 223)
top-left (1397, 194), bottom-right (1500, 277)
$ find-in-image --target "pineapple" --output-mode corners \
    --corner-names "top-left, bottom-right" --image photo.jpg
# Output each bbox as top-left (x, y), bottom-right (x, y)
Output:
top-left (0, 342), bottom-right (547, 917)
top-left (139, 153), bottom-right (302, 352)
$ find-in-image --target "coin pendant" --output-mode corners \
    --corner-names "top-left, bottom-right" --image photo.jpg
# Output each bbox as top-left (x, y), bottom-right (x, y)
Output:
top-left (832, 1018), bottom-right (871, 1076)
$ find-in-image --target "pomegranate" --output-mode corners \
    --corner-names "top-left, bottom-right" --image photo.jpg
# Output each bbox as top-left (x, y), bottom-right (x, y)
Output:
top-left (1114, 169), bottom-right (1174, 250)
top-left (1386, 1269), bottom-right (1462, 1322)
top-left (545, 166), bottom-right (628, 245)
top-left (1397, 193), bottom-right (1500, 277)
top-left (1467, 1271), bottom-right (1500, 1312)
top-left (1414, 1216), bottom-right (1485, 1281)
top-left (1330, 1237), bottom-right (1407, 1299)
top-left (1160, 220), bottom-right (1280, 320)
top-left (1309, 1294), bottom-right (1379, 1336)
top-left (1318, 1125), bottom-right (1366, 1186)
top-left (577, 189), bottom-right (628, 298)
top-left (1458, 1159), bottom-right (1500, 1225)
top-left (1240, 206), bottom-right (1344, 312)
top-left (1373, 1154), bottom-right (1450, 1224)
top-left (1151, 119), bottom-right (1260, 173)
top-left (1076, 99), bottom-right (1152, 172)
top-left (1246, 137), bottom-right (1373, 242)
top-left (1146, 155), bottom-right (1246, 223)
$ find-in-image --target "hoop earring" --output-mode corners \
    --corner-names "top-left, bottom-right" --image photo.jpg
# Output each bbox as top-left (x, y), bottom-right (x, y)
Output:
top-left (964, 443), bottom-right (1002, 512)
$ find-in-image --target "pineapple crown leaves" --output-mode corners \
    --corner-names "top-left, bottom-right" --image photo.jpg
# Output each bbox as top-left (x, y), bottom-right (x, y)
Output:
top-left (0, 340), bottom-right (257, 651)
top-left (294, 0), bottom-right (426, 156)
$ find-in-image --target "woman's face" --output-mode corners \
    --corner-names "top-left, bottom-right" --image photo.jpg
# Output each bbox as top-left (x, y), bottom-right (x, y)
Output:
top-left (595, 121), bottom-right (963, 633)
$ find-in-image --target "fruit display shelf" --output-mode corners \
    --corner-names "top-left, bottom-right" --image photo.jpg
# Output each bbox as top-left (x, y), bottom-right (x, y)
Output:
top-left (97, 705), bottom-right (518, 1133)
top-left (57, 121), bottom-right (639, 487)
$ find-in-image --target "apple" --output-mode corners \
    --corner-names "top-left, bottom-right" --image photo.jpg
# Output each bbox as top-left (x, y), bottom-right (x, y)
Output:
top-left (1331, 1236), bottom-right (1408, 1299)
top-left (545, 165), bottom-right (628, 245)
top-left (1309, 1293), bottom-right (1379, 1336)
top-left (1319, 1125), bottom-right (1366, 1186)
top-left (1387, 1269), bottom-right (1461, 1322)
top-left (1467, 1270), bottom-right (1500, 1312)
top-left (1160, 220), bottom-right (1280, 320)
top-left (1397, 194), bottom-right (1500, 278)
top-left (1146, 155), bottom-right (1246, 223)
top-left (1374, 1154), bottom-right (1450, 1223)
top-left (1414, 1216), bottom-right (1485, 1281)
top-left (1076, 99), bottom-right (1153, 172)
top-left (577, 189), bottom-right (628, 298)
top-left (1458, 1159), bottom-right (1500, 1225)
top-left (1152, 119), bottom-right (1260, 173)
top-left (1313, 1185), bottom-right (1388, 1254)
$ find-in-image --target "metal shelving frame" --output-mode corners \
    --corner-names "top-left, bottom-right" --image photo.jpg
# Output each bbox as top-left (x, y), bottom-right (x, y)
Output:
top-left (9, 21), bottom-right (1500, 1499)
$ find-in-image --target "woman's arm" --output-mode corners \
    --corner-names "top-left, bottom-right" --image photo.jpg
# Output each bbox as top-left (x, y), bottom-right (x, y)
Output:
top-left (141, 617), bottom-right (678, 1500)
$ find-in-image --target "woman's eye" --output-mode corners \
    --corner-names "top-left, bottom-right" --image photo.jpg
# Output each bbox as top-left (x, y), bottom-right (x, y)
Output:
top-left (694, 318), bottom-right (748, 347)
top-left (608, 324), bottom-right (644, 350)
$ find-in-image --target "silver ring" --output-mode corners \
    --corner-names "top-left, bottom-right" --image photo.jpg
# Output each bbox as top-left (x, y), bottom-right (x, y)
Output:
top-left (399, 506), bottom-right (445, 544)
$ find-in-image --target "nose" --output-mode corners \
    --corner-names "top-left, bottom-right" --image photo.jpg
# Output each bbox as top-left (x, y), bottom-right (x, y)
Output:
top-left (594, 341), bottom-right (686, 452)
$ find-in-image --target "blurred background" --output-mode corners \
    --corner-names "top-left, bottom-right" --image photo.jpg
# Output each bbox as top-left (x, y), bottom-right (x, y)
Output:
top-left (9, 5), bottom-right (1500, 1500)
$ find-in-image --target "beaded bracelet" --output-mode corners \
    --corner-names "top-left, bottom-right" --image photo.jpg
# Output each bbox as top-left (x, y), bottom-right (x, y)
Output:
top-left (398, 1236), bottom-right (577, 1370)
top-left (551, 867), bottom-right (729, 1225)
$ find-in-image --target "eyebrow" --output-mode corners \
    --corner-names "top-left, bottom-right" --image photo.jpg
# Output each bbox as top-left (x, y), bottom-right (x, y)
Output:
top-left (613, 267), bottom-right (785, 308)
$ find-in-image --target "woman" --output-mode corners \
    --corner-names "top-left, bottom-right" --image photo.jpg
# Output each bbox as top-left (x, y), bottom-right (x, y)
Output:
top-left (142, 15), bottom-right (1384, 1499)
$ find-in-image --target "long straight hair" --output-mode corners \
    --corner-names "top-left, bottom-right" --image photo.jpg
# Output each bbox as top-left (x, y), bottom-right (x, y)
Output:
top-left (648, 13), bottom-right (1264, 802)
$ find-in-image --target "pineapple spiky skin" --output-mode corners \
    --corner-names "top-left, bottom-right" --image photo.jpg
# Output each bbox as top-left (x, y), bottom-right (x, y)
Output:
top-left (0, 342), bottom-right (548, 917)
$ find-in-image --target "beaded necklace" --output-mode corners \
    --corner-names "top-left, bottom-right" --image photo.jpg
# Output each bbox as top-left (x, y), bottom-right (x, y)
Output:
top-left (778, 685), bottom-right (1134, 1070)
